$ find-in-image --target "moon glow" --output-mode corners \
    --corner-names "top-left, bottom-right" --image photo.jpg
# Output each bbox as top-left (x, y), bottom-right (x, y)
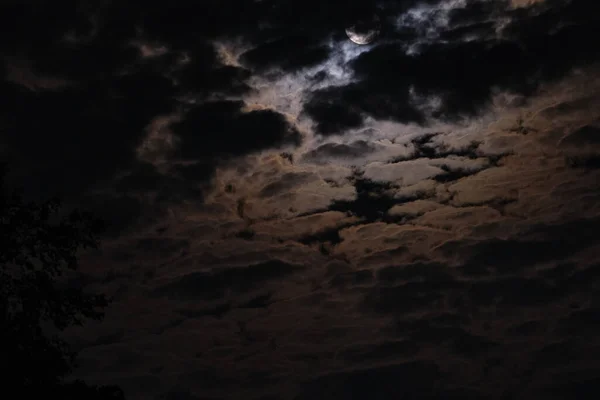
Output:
top-left (345, 16), bottom-right (381, 45)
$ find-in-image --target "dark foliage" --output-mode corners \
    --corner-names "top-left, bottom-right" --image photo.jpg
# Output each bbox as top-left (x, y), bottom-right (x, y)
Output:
top-left (0, 164), bottom-right (124, 398)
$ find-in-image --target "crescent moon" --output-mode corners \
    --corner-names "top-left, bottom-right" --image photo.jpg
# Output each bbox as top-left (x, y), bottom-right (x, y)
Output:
top-left (345, 27), bottom-right (380, 45)
top-left (345, 14), bottom-right (381, 45)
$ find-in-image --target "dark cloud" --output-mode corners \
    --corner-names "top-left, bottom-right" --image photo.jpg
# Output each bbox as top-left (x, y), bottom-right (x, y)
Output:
top-left (235, 228), bottom-right (256, 241)
top-left (565, 154), bottom-right (600, 170)
top-left (298, 226), bottom-right (347, 246)
top-left (468, 277), bottom-right (566, 307)
top-left (540, 92), bottom-right (600, 118)
top-left (336, 339), bottom-right (419, 363)
top-left (1, 71), bottom-right (175, 198)
top-left (80, 195), bottom-right (146, 238)
top-left (174, 43), bottom-right (253, 98)
top-left (182, 63), bottom-right (253, 98)
top-left (138, 0), bottom-right (268, 45)
top-left (376, 262), bottom-right (453, 283)
top-left (304, 80), bottom-right (424, 135)
top-left (303, 97), bottom-right (366, 135)
top-left (171, 162), bottom-right (216, 185)
top-left (89, 330), bottom-right (126, 348)
top-left (1, 0), bottom-right (102, 53)
top-left (303, 140), bottom-right (380, 161)
top-left (556, 307), bottom-right (600, 336)
top-left (327, 174), bottom-right (406, 222)
top-left (261, 0), bottom-right (412, 41)
top-left (112, 162), bottom-right (205, 203)
top-left (158, 388), bottom-right (213, 400)
top-left (363, 280), bottom-right (458, 315)
top-left (151, 260), bottom-right (305, 301)
top-left (449, 330), bottom-right (499, 358)
top-left (1, 1), bottom-right (301, 206)
top-left (240, 35), bottom-right (331, 72)
top-left (328, 269), bottom-right (374, 288)
top-left (399, 134), bottom-right (485, 161)
top-left (313, 37), bottom-right (531, 125)
top-left (356, 216), bottom-right (600, 350)
top-left (237, 292), bottom-right (275, 309)
top-left (432, 164), bottom-right (484, 183)
top-left (177, 303), bottom-right (232, 320)
top-left (134, 238), bottom-right (190, 259)
top-left (439, 216), bottom-right (600, 276)
top-left (505, 319), bottom-right (548, 337)
top-left (171, 101), bottom-right (301, 162)
top-left (543, 372), bottom-right (600, 400)
top-left (429, 312), bottom-right (471, 326)
top-left (562, 262), bottom-right (600, 289)
top-left (297, 361), bottom-right (442, 400)
top-left (113, 162), bottom-right (166, 193)
top-left (560, 123), bottom-right (600, 148)
top-left (258, 172), bottom-right (316, 198)
top-left (1, 1), bottom-right (141, 81)
top-left (533, 341), bottom-right (579, 369)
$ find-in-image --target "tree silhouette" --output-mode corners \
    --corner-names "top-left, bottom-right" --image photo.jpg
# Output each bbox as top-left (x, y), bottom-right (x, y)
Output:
top-left (0, 164), bottom-right (124, 398)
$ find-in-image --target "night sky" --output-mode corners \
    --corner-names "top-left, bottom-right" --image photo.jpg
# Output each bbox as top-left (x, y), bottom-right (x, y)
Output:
top-left (3, 0), bottom-right (600, 399)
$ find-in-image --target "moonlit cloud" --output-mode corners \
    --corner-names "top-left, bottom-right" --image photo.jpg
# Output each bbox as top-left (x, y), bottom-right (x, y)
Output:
top-left (396, 0), bottom-right (467, 37)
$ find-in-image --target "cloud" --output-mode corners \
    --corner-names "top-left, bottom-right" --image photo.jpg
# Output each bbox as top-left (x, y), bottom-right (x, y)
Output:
top-left (297, 361), bottom-right (442, 400)
top-left (557, 307), bottom-right (600, 336)
top-left (171, 100), bottom-right (300, 160)
top-left (335, 339), bottom-right (419, 363)
top-left (239, 35), bottom-right (332, 72)
top-left (80, 195), bottom-right (147, 237)
top-left (257, 172), bottom-right (318, 198)
top-left (173, 41), bottom-right (254, 98)
top-left (303, 96), bottom-right (367, 135)
top-left (300, 0), bottom-right (600, 133)
top-left (151, 260), bottom-right (305, 301)
top-left (1, 70), bottom-right (175, 198)
top-left (559, 122), bottom-right (600, 150)
top-left (363, 278), bottom-right (460, 314)
top-left (439, 216), bottom-right (600, 274)
top-left (328, 268), bottom-right (374, 288)
top-left (376, 262), bottom-right (454, 283)
top-left (251, 211), bottom-right (358, 241)
top-left (5, 1), bottom-right (600, 400)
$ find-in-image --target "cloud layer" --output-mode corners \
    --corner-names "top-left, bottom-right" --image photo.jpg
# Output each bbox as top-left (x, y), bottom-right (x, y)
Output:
top-left (3, 0), bottom-right (600, 399)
